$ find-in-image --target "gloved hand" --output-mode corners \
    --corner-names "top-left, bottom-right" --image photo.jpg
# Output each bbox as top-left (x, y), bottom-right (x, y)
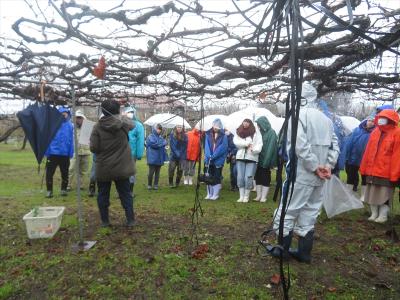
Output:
top-left (245, 137), bottom-right (252, 146)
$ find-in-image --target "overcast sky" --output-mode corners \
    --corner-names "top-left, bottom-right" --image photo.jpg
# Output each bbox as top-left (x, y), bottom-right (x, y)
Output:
top-left (0, 0), bottom-right (399, 114)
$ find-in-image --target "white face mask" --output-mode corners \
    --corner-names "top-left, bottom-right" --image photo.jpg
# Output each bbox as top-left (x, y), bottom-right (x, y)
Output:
top-left (377, 118), bottom-right (388, 126)
top-left (126, 112), bottom-right (134, 119)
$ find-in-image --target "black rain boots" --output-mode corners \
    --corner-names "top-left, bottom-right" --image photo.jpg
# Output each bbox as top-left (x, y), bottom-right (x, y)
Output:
top-left (269, 231), bottom-right (293, 260)
top-left (88, 181), bottom-right (96, 197)
top-left (289, 230), bottom-right (314, 264)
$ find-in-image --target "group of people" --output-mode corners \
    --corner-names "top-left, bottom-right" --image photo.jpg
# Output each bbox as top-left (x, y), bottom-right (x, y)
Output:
top-left (145, 114), bottom-right (279, 203)
top-left (268, 83), bottom-right (400, 264)
top-left (43, 84), bottom-right (400, 263)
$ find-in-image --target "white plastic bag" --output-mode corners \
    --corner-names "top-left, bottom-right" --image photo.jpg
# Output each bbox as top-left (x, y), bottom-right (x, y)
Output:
top-left (322, 175), bottom-right (364, 218)
top-left (78, 119), bottom-right (95, 146)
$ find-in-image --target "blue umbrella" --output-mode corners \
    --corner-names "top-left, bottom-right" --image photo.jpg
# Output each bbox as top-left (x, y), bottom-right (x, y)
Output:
top-left (17, 102), bottom-right (64, 164)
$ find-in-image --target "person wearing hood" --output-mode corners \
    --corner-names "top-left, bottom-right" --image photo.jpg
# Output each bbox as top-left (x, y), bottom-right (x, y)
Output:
top-left (44, 107), bottom-right (74, 198)
top-left (271, 82), bottom-right (339, 263)
top-left (360, 109), bottom-right (400, 223)
top-left (67, 110), bottom-right (91, 192)
top-left (344, 114), bottom-right (375, 200)
top-left (168, 125), bottom-right (188, 188)
top-left (317, 100), bottom-right (346, 176)
top-left (90, 100), bottom-right (136, 227)
top-left (146, 124), bottom-right (167, 190)
top-left (184, 127), bottom-right (201, 185)
top-left (254, 116), bottom-right (278, 202)
top-left (123, 106), bottom-right (145, 193)
top-left (204, 119), bottom-right (228, 200)
top-left (233, 119), bottom-right (263, 203)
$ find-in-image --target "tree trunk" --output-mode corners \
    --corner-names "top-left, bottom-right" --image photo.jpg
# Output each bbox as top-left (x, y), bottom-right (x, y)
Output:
top-left (0, 124), bottom-right (21, 143)
top-left (20, 136), bottom-right (28, 150)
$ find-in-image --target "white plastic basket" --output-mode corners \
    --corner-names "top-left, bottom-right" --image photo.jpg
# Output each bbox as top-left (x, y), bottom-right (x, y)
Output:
top-left (23, 206), bottom-right (65, 239)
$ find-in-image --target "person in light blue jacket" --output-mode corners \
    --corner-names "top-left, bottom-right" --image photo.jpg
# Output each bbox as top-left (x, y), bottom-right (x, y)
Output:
top-left (44, 107), bottom-right (74, 198)
top-left (124, 107), bottom-right (145, 192)
top-left (146, 124), bottom-right (167, 190)
top-left (204, 118), bottom-right (228, 200)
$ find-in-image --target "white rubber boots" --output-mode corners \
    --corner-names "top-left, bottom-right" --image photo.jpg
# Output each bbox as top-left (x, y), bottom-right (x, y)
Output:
top-left (375, 204), bottom-right (389, 223)
top-left (253, 185), bottom-right (262, 201)
top-left (237, 188), bottom-right (245, 202)
top-left (369, 204), bottom-right (389, 223)
top-left (253, 185), bottom-right (269, 202)
top-left (368, 205), bottom-right (379, 221)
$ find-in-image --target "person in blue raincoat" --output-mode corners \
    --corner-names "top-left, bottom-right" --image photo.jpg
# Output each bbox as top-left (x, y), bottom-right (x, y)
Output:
top-left (146, 124), bottom-right (167, 190)
top-left (225, 129), bottom-right (238, 191)
top-left (317, 99), bottom-right (346, 175)
top-left (344, 114), bottom-right (375, 199)
top-left (168, 125), bottom-right (188, 188)
top-left (204, 119), bottom-right (228, 200)
top-left (124, 107), bottom-right (145, 192)
top-left (44, 107), bottom-right (74, 198)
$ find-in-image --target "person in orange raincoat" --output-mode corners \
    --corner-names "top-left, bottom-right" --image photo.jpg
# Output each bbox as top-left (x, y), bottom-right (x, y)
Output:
top-left (184, 128), bottom-right (201, 185)
top-left (359, 109), bottom-right (400, 223)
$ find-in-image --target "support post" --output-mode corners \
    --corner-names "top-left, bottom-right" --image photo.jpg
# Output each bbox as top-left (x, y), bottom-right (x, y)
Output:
top-left (71, 85), bottom-right (96, 252)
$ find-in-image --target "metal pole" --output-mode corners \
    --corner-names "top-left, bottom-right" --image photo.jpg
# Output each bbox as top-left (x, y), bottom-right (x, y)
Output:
top-left (71, 86), bottom-right (96, 252)
top-left (71, 86), bottom-right (84, 244)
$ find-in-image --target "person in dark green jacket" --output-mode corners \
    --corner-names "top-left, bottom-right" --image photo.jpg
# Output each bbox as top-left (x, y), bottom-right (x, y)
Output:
top-left (254, 116), bottom-right (278, 202)
top-left (90, 100), bottom-right (136, 227)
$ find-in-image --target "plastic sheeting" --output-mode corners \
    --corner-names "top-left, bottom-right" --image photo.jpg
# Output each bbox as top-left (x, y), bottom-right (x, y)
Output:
top-left (340, 116), bottom-right (360, 136)
top-left (322, 175), bottom-right (364, 218)
top-left (227, 107), bottom-right (283, 134)
top-left (144, 113), bottom-right (191, 129)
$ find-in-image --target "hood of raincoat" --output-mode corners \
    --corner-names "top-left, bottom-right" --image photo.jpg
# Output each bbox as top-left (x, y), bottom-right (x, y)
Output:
top-left (255, 116), bottom-right (278, 168)
top-left (376, 104), bottom-right (394, 113)
top-left (124, 106), bottom-right (137, 120)
top-left (58, 107), bottom-right (71, 120)
top-left (256, 116), bottom-right (271, 133)
top-left (359, 119), bottom-right (375, 131)
top-left (377, 109), bottom-right (399, 124)
top-left (375, 109), bottom-right (399, 132)
top-left (301, 82), bottom-right (317, 106)
top-left (212, 118), bottom-right (224, 131)
top-left (151, 126), bottom-right (161, 136)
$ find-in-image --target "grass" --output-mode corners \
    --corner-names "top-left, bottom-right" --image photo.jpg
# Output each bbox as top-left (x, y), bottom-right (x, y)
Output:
top-left (0, 143), bottom-right (400, 299)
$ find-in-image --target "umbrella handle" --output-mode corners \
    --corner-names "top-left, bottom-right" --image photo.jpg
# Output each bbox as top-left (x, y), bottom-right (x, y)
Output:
top-left (40, 80), bottom-right (47, 102)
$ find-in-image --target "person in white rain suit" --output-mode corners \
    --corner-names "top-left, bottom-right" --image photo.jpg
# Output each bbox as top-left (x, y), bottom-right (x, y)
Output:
top-left (271, 82), bottom-right (339, 263)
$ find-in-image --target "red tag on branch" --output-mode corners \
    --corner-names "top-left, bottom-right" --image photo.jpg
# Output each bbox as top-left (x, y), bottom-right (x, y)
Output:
top-left (259, 91), bottom-right (267, 100)
top-left (93, 56), bottom-right (106, 79)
